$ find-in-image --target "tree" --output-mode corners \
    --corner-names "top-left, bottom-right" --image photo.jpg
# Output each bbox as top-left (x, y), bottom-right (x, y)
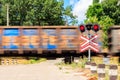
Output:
top-left (85, 16), bottom-right (99, 24)
top-left (0, 0), bottom-right (7, 25)
top-left (0, 0), bottom-right (76, 26)
top-left (86, 0), bottom-right (120, 25)
top-left (99, 16), bottom-right (114, 48)
top-left (93, 0), bottom-right (99, 4)
top-left (102, 0), bottom-right (120, 25)
top-left (86, 3), bottom-right (103, 21)
top-left (85, 0), bottom-right (118, 48)
top-left (63, 6), bottom-right (78, 26)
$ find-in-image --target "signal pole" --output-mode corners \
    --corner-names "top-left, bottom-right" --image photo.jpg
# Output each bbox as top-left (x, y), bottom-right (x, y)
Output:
top-left (88, 31), bottom-right (91, 62)
top-left (86, 24), bottom-right (92, 62)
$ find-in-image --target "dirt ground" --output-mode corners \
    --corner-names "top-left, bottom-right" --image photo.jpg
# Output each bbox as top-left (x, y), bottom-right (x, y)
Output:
top-left (0, 58), bottom-right (88, 80)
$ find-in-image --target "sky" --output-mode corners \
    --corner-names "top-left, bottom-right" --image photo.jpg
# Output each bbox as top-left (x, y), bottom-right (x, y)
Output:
top-left (64, 0), bottom-right (93, 25)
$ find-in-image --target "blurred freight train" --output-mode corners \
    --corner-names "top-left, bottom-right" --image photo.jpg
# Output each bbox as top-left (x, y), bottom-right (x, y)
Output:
top-left (0, 26), bottom-right (103, 56)
top-left (108, 25), bottom-right (120, 56)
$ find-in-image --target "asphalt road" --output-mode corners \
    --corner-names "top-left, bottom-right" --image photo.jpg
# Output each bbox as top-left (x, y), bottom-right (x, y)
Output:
top-left (0, 59), bottom-right (88, 80)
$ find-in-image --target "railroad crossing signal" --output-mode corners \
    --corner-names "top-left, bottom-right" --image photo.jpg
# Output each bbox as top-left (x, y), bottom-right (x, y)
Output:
top-left (79, 24), bottom-right (100, 32)
top-left (79, 23), bottom-right (100, 61)
top-left (80, 34), bottom-right (99, 52)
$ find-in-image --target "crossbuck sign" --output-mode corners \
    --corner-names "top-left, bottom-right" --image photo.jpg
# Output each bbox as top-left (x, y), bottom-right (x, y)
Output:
top-left (80, 34), bottom-right (99, 52)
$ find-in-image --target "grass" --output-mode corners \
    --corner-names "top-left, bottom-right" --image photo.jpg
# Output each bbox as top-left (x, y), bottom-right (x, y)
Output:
top-left (28, 58), bottom-right (47, 64)
top-left (0, 57), bottom-right (47, 65)
top-left (56, 56), bottom-right (88, 70)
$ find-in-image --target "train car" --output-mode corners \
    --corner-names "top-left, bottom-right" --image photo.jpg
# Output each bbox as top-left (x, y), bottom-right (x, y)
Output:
top-left (108, 25), bottom-right (120, 55)
top-left (0, 26), bottom-right (103, 56)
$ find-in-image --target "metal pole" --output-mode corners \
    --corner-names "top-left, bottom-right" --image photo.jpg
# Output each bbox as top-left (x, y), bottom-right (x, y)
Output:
top-left (6, 4), bottom-right (9, 26)
top-left (88, 48), bottom-right (91, 61)
top-left (88, 32), bottom-right (91, 62)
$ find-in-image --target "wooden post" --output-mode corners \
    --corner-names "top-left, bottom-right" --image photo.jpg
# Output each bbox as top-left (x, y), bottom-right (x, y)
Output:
top-left (1, 59), bottom-right (4, 65)
top-left (6, 4), bottom-right (9, 26)
top-left (6, 59), bottom-right (9, 65)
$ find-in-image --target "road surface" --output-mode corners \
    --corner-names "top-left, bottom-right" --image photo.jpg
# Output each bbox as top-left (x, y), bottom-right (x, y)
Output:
top-left (0, 58), bottom-right (88, 80)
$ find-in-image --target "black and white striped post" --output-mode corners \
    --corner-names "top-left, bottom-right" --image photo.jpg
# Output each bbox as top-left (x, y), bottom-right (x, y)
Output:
top-left (14, 59), bottom-right (18, 64)
top-left (85, 62), bottom-right (91, 69)
top-left (12, 59), bottom-right (18, 64)
top-left (90, 62), bottom-right (97, 74)
top-left (6, 59), bottom-right (9, 65)
top-left (1, 59), bottom-right (4, 65)
top-left (98, 64), bottom-right (105, 80)
top-left (12, 59), bottom-right (15, 64)
top-left (109, 65), bottom-right (118, 80)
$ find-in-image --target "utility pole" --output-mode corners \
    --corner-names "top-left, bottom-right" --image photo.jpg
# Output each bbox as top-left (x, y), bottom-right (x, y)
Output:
top-left (6, 4), bottom-right (9, 26)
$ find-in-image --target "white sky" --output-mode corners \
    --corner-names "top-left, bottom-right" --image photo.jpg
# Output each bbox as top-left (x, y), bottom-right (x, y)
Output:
top-left (71, 0), bottom-right (93, 24)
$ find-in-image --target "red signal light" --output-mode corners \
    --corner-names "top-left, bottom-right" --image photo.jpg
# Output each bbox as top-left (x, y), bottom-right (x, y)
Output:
top-left (93, 24), bottom-right (99, 32)
top-left (79, 25), bottom-right (85, 32)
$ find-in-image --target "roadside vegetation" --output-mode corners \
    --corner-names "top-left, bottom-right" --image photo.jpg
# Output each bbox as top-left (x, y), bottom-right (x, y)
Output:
top-left (28, 57), bottom-right (47, 64)
top-left (24, 57), bottom-right (47, 64)
top-left (56, 56), bottom-right (120, 80)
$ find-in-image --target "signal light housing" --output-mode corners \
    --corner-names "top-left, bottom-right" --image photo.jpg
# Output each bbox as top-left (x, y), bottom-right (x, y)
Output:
top-left (86, 24), bottom-right (93, 31)
top-left (93, 24), bottom-right (100, 32)
top-left (78, 24), bottom-right (100, 32)
top-left (79, 25), bottom-right (85, 33)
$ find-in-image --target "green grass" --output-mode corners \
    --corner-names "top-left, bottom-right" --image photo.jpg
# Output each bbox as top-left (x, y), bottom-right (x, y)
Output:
top-left (28, 58), bottom-right (47, 64)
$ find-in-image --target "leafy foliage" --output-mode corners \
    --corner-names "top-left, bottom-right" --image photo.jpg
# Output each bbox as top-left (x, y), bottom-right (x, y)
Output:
top-left (85, 0), bottom-right (119, 48)
top-left (85, 16), bottom-right (99, 24)
top-left (86, 3), bottom-right (103, 21)
top-left (93, 0), bottom-right (100, 4)
top-left (102, 0), bottom-right (120, 25)
top-left (0, 0), bottom-right (76, 26)
top-left (99, 16), bottom-right (114, 48)
top-left (63, 6), bottom-right (78, 26)
top-left (86, 0), bottom-right (120, 25)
